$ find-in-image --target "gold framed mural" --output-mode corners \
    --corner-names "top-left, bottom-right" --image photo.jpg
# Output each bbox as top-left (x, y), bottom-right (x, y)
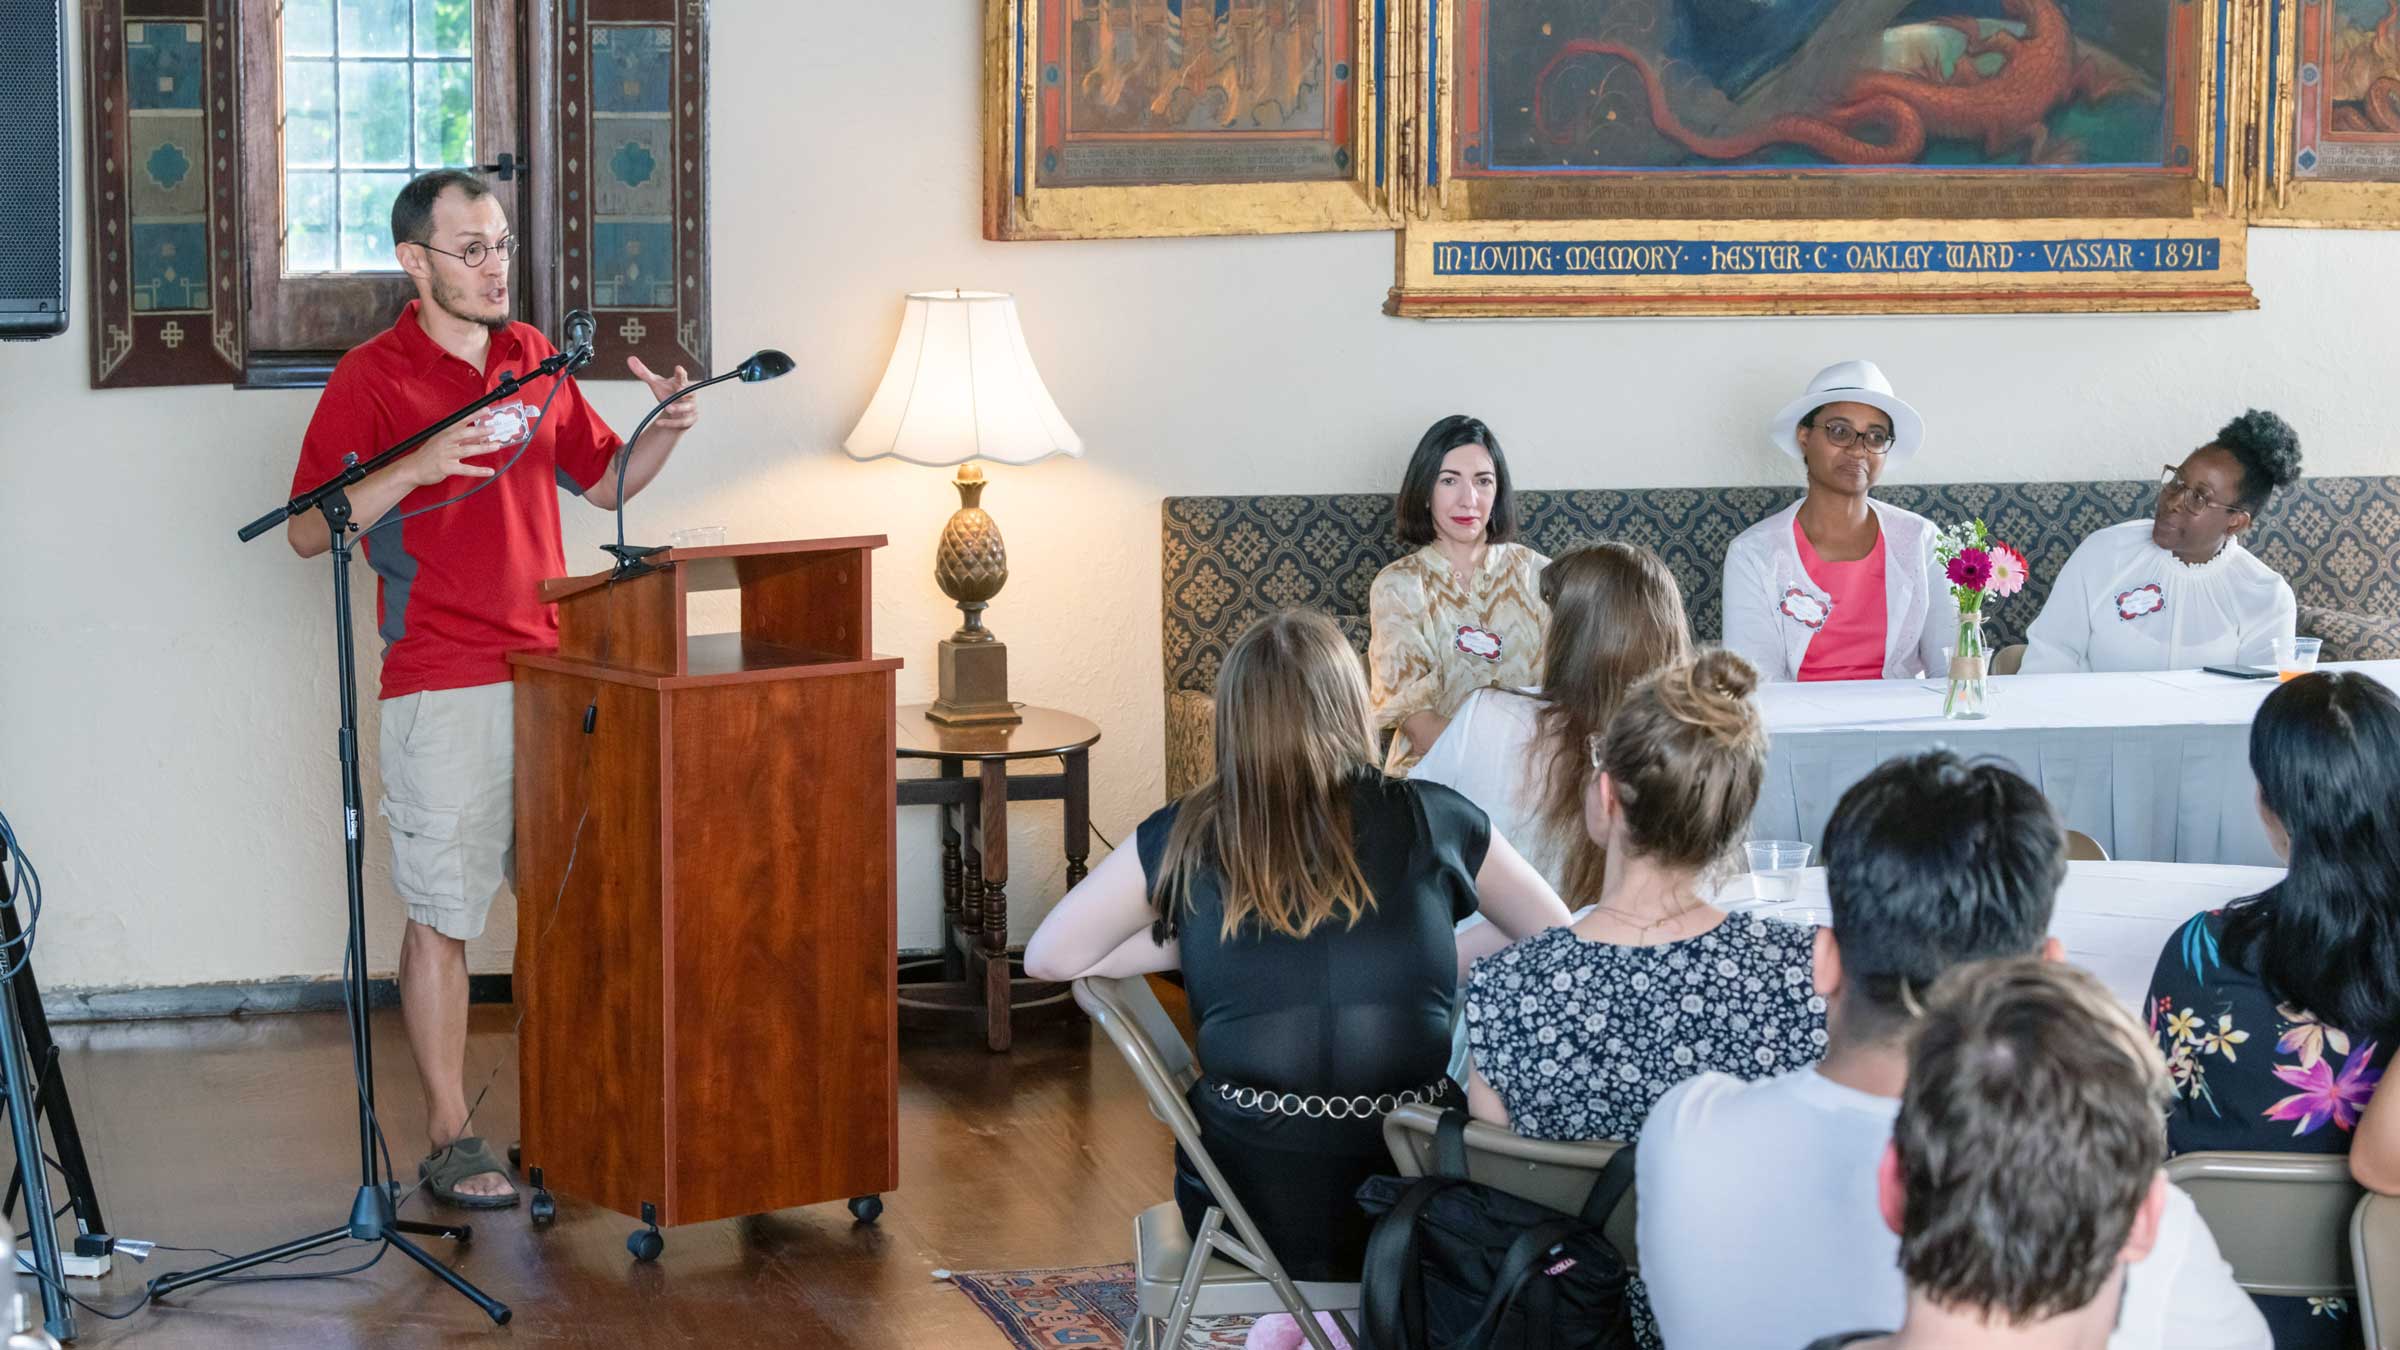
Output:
top-left (1385, 0), bottom-right (2258, 315)
top-left (2248, 0), bottom-right (2400, 225)
top-left (983, 0), bottom-right (1399, 239)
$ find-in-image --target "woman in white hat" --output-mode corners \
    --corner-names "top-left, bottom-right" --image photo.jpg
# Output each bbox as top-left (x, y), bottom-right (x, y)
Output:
top-left (1720, 360), bottom-right (1957, 683)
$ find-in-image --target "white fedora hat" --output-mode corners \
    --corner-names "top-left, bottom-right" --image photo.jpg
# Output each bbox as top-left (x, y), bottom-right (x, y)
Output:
top-left (1767, 359), bottom-right (1924, 463)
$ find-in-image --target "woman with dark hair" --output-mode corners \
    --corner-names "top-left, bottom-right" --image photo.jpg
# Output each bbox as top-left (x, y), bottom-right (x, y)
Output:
top-left (2145, 670), bottom-right (2400, 1349)
top-left (1413, 541), bottom-right (1692, 900)
top-left (1024, 609), bottom-right (1572, 1282)
top-left (2023, 410), bottom-right (2304, 673)
top-left (1721, 360), bottom-right (1957, 683)
top-left (1368, 414), bottom-right (1550, 771)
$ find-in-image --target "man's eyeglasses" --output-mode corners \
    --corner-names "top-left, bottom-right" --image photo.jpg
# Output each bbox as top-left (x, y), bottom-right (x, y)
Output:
top-left (407, 236), bottom-right (518, 268)
top-left (1807, 418), bottom-right (1893, 454)
top-left (2158, 465), bottom-right (2246, 517)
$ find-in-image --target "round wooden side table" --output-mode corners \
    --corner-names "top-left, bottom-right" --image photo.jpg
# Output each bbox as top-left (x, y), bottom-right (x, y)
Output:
top-left (894, 705), bottom-right (1101, 1052)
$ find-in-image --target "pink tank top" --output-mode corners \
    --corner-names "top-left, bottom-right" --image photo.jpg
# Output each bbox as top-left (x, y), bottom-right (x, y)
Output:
top-left (1794, 517), bottom-right (1890, 683)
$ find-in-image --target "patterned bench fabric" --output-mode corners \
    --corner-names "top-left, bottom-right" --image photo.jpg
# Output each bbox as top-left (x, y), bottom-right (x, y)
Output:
top-left (1162, 477), bottom-right (2400, 791)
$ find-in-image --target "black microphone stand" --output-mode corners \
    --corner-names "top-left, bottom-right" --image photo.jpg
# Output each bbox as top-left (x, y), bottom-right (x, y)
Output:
top-left (152, 342), bottom-right (592, 1325)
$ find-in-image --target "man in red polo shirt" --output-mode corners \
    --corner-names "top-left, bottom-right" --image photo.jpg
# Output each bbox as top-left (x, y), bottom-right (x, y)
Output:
top-left (287, 169), bottom-right (698, 1207)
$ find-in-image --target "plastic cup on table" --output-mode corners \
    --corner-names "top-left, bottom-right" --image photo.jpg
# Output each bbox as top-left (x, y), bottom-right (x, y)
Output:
top-left (1744, 840), bottom-right (1811, 902)
top-left (2273, 636), bottom-right (2322, 682)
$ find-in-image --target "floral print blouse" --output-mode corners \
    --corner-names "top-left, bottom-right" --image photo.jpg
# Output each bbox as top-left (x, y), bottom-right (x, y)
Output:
top-left (1367, 542), bottom-right (1549, 773)
top-left (2147, 906), bottom-right (2391, 1350)
top-left (1464, 917), bottom-right (1829, 1142)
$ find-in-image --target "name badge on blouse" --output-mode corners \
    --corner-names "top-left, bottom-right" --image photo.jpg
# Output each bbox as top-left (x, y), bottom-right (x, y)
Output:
top-left (1779, 586), bottom-right (1832, 631)
top-left (1455, 625), bottom-right (1503, 661)
top-left (2116, 583), bottom-right (2167, 622)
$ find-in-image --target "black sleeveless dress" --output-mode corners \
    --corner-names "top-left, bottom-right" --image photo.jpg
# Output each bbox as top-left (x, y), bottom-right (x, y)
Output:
top-left (1136, 772), bottom-right (1487, 1281)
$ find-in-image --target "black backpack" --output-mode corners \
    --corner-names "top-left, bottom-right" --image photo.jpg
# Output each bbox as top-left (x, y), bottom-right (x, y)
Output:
top-left (1353, 1110), bottom-right (1638, 1350)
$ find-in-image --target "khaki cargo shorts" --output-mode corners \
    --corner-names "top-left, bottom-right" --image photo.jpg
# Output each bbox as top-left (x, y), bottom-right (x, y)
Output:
top-left (378, 682), bottom-right (514, 941)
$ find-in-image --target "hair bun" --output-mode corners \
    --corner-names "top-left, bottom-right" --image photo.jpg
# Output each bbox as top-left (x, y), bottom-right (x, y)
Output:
top-left (1647, 649), bottom-right (1762, 748)
top-left (1691, 648), bottom-right (1760, 703)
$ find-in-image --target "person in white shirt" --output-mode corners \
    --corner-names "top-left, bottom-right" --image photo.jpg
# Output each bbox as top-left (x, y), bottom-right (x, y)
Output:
top-left (2021, 410), bottom-right (2303, 673)
top-left (1412, 541), bottom-right (1692, 904)
top-left (1799, 958), bottom-right (2189, 1350)
top-left (1722, 359), bottom-right (1958, 684)
top-left (1639, 749), bottom-right (2268, 1350)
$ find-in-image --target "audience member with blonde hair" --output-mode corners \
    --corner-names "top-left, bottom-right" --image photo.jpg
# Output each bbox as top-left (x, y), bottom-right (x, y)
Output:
top-left (1803, 959), bottom-right (2180, 1350)
top-left (1413, 541), bottom-right (1692, 904)
top-left (1460, 649), bottom-right (1820, 1347)
top-left (1638, 749), bottom-right (2263, 1350)
top-left (1024, 609), bottom-right (1572, 1281)
top-left (1462, 648), bottom-right (1820, 1143)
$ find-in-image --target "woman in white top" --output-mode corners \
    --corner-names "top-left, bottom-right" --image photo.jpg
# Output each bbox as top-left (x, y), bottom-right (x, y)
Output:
top-left (1412, 542), bottom-right (1691, 901)
top-left (1721, 360), bottom-right (1957, 683)
top-left (2021, 411), bottom-right (2303, 674)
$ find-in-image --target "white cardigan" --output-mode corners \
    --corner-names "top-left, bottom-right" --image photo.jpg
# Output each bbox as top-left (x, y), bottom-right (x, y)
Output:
top-left (1720, 499), bottom-right (1958, 682)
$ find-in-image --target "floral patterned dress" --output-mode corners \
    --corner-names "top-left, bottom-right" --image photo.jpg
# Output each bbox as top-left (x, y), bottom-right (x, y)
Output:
top-left (2147, 907), bottom-right (2392, 1350)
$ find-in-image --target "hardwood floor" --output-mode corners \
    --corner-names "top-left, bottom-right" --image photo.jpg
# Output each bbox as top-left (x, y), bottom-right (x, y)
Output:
top-left (48, 1005), bottom-right (1169, 1347)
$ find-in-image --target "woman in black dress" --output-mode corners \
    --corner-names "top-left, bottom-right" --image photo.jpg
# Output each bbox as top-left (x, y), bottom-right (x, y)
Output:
top-left (2145, 671), bottom-right (2400, 1350)
top-left (1025, 608), bottom-right (1574, 1281)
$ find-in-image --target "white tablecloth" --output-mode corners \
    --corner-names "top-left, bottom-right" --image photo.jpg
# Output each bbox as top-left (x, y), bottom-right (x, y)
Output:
top-left (1746, 660), bottom-right (2400, 867)
top-left (1725, 860), bottom-right (2287, 1012)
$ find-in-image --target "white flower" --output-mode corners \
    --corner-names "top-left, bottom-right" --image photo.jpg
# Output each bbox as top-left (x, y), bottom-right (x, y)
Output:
top-left (1756, 1046), bottom-right (1777, 1067)
top-left (1680, 994), bottom-right (1704, 1014)
top-left (1536, 1025), bottom-right (1558, 1045)
top-left (1618, 1063), bottom-right (1642, 1083)
top-left (1673, 1045), bottom-right (1695, 1066)
top-left (1551, 971), bottom-right (1574, 992)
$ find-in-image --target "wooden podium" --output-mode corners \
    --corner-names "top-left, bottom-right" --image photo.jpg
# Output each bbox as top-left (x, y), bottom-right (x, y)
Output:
top-left (508, 536), bottom-right (900, 1231)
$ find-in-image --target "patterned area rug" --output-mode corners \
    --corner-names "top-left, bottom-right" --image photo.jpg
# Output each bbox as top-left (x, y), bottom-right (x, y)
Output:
top-left (948, 1263), bottom-right (1254, 1349)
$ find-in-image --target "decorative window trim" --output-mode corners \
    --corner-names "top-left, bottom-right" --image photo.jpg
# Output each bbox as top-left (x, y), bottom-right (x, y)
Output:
top-left (529, 0), bottom-right (709, 381)
top-left (83, 0), bottom-right (246, 388)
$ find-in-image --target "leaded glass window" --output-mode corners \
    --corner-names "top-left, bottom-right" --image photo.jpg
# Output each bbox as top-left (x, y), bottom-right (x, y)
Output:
top-left (280, 0), bottom-right (476, 273)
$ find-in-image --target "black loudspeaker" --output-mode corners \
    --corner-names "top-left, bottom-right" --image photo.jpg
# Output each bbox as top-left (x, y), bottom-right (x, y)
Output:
top-left (0, 0), bottom-right (70, 340)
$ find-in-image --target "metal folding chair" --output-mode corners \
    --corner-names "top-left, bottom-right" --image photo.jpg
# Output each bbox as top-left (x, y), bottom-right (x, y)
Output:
top-left (2351, 1190), bottom-right (2400, 1349)
top-left (1072, 975), bottom-right (1361, 1350)
top-left (2167, 1151), bottom-right (2363, 1297)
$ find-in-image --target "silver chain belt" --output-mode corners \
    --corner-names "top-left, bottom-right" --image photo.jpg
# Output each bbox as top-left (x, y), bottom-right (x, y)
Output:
top-left (1212, 1077), bottom-right (1450, 1121)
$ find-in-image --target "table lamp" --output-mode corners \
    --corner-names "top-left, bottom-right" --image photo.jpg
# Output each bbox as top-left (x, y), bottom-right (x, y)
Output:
top-left (843, 290), bottom-right (1083, 726)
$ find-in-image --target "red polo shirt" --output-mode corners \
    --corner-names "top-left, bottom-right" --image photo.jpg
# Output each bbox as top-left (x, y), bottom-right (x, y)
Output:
top-left (291, 301), bottom-right (622, 700)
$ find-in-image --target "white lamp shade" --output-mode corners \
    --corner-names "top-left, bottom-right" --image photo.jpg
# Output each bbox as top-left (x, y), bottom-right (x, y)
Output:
top-left (842, 290), bottom-right (1084, 467)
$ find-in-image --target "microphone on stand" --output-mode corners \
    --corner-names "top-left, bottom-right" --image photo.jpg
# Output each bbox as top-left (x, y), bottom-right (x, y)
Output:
top-left (598, 348), bottom-right (796, 581)
top-left (561, 308), bottom-right (597, 372)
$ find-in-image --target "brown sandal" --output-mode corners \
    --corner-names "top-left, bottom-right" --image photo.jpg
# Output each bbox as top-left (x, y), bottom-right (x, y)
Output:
top-left (419, 1136), bottom-right (519, 1209)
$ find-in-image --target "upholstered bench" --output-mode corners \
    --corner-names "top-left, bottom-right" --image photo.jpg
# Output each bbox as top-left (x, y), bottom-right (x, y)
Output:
top-left (1161, 477), bottom-right (2400, 794)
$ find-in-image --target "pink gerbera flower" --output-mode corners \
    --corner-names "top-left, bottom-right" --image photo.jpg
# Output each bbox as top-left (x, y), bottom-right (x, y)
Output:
top-left (1988, 542), bottom-right (2028, 598)
top-left (2265, 1041), bottom-right (2382, 1136)
top-left (1946, 548), bottom-right (1993, 592)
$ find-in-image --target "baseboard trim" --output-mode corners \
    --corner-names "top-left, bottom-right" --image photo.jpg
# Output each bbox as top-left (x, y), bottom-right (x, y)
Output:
top-left (45, 949), bottom-right (978, 1024)
top-left (42, 974), bottom-right (516, 1025)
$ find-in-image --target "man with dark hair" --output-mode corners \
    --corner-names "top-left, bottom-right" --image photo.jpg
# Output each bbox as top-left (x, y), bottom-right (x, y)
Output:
top-left (2022, 408), bottom-right (2304, 673)
top-left (285, 168), bottom-right (702, 1206)
top-left (1802, 958), bottom-right (2177, 1350)
top-left (1637, 750), bottom-right (2264, 1350)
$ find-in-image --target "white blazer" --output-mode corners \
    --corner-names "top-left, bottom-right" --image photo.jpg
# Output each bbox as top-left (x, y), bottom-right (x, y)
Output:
top-left (1720, 498), bottom-right (1958, 682)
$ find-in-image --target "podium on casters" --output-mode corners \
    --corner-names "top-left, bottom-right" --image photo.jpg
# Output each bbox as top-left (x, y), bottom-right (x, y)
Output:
top-left (509, 536), bottom-right (900, 1234)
